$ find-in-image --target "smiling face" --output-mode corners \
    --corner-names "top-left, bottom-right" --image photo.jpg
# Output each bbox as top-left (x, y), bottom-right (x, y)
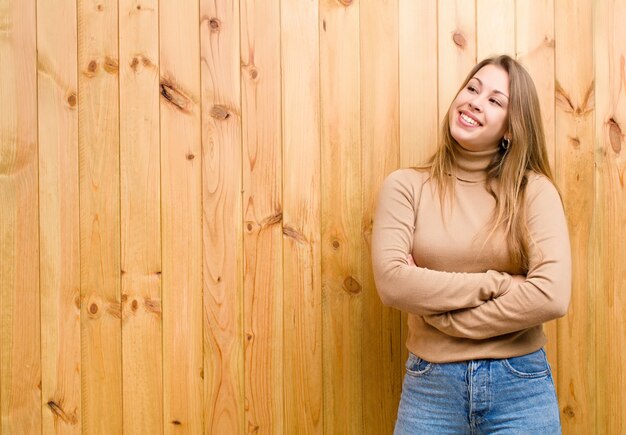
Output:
top-left (449, 64), bottom-right (510, 152)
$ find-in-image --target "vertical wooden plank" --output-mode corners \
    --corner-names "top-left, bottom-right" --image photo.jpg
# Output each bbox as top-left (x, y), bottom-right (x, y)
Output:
top-left (360, 1), bottom-right (401, 434)
top-left (594, 1), bottom-right (626, 433)
top-left (281, 0), bottom-right (323, 433)
top-left (476, 0), bottom-right (515, 59)
top-left (77, 0), bottom-right (122, 432)
top-left (516, 0), bottom-right (558, 376)
top-left (554, 0), bottom-right (595, 433)
top-left (119, 0), bottom-right (162, 433)
top-left (37, 0), bottom-right (81, 432)
top-left (240, 1), bottom-right (284, 433)
top-left (398, 0), bottom-right (438, 371)
top-left (399, 0), bottom-right (438, 167)
top-left (160, 0), bottom-right (204, 432)
top-left (200, 1), bottom-right (244, 433)
top-left (516, 0), bottom-right (555, 167)
top-left (0, 0), bottom-right (41, 432)
top-left (438, 0), bottom-right (476, 123)
top-left (320, 1), bottom-right (363, 433)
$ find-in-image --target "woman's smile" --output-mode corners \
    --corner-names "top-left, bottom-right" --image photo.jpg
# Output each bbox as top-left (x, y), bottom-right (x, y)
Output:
top-left (458, 110), bottom-right (482, 127)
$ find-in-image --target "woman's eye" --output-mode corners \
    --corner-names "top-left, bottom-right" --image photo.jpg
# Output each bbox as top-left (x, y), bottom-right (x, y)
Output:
top-left (489, 98), bottom-right (502, 107)
top-left (467, 86), bottom-right (477, 93)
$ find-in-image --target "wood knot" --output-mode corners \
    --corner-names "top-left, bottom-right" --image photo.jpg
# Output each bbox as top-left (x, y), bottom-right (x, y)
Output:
top-left (107, 302), bottom-right (122, 319)
top-left (283, 226), bottom-right (308, 244)
top-left (343, 276), bottom-right (362, 294)
top-left (568, 136), bottom-right (580, 148)
top-left (136, 4), bottom-right (141, 10)
top-left (130, 55), bottom-right (154, 73)
top-left (87, 60), bottom-right (98, 73)
top-left (248, 66), bottom-right (259, 81)
top-left (209, 18), bottom-right (221, 31)
top-left (67, 93), bottom-right (77, 107)
top-left (452, 31), bottom-right (466, 48)
top-left (332, 240), bottom-right (340, 249)
top-left (47, 401), bottom-right (78, 425)
top-left (186, 153), bottom-right (195, 160)
top-left (121, 294), bottom-right (129, 303)
top-left (103, 56), bottom-right (118, 74)
top-left (97, 4), bottom-right (103, 11)
top-left (261, 212), bottom-right (283, 228)
top-left (608, 117), bottom-right (623, 153)
top-left (246, 222), bottom-right (254, 232)
top-left (210, 105), bottom-right (230, 120)
top-left (144, 298), bottom-right (161, 315)
top-left (131, 300), bottom-right (138, 311)
top-left (563, 405), bottom-right (575, 418)
top-left (160, 80), bottom-right (193, 113)
top-left (246, 333), bottom-right (253, 341)
top-left (89, 303), bottom-right (98, 315)
top-left (171, 420), bottom-right (182, 425)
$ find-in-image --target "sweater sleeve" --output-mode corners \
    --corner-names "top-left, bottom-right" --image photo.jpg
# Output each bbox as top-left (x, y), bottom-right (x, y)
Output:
top-left (371, 169), bottom-right (515, 316)
top-left (423, 174), bottom-right (572, 339)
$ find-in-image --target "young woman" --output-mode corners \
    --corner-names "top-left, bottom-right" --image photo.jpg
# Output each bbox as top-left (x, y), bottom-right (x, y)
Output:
top-left (372, 55), bottom-right (571, 434)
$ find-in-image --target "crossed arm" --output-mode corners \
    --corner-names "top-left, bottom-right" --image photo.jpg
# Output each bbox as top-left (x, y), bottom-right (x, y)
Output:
top-left (422, 176), bottom-right (572, 339)
top-left (371, 170), bottom-right (571, 338)
top-left (371, 169), bottom-right (521, 317)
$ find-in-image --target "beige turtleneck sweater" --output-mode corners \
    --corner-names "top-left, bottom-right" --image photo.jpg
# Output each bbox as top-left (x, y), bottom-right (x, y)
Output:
top-left (371, 145), bottom-right (571, 363)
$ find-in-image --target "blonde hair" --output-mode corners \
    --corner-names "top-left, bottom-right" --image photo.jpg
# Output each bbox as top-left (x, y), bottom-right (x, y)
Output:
top-left (428, 55), bottom-right (554, 270)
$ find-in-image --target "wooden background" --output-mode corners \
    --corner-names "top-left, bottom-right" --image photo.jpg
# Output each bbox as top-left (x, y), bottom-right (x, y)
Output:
top-left (0, 0), bottom-right (624, 433)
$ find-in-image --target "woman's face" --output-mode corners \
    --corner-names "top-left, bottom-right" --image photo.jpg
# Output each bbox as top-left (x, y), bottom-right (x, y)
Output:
top-left (448, 64), bottom-right (510, 152)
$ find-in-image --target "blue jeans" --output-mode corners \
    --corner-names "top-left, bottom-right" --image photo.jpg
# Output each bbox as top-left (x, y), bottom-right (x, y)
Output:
top-left (394, 348), bottom-right (562, 434)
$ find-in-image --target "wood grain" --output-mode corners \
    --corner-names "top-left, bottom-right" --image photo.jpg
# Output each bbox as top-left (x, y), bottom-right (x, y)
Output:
top-left (0, 0), bottom-right (41, 432)
top-left (200, 0), bottom-right (244, 433)
top-left (398, 0), bottom-right (439, 370)
top-left (240, 1), bottom-right (284, 433)
top-left (320, 0), bottom-right (363, 433)
top-left (555, 0), bottom-right (596, 432)
top-left (360, 1), bottom-right (402, 434)
top-left (281, 0), bottom-right (323, 433)
top-left (119, 0), bottom-right (163, 432)
top-left (3, 2), bottom-right (626, 433)
top-left (477, 0), bottom-right (515, 59)
top-left (516, 0), bottom-right (556, 168)
top-left (594, 1), bottom-right (626, 433)
top-left (438, 0), bottom-right (477, 123)
top-left (516, 0), bottom-right (558, 378)
top-left (399, 0), bottom-right (438, 167)
top-left (160, 0), bottom-right (204, 432)
top-left (77, 0), bottom-right (122, 432)
top-left (37, 0), bottom-right (81, 432)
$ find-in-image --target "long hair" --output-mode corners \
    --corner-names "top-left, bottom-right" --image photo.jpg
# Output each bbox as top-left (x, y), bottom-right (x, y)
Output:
top-left (428, 54), bottom-right (554, 270)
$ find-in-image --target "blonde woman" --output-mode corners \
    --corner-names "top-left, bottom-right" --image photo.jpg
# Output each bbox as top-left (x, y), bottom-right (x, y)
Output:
top-left (372, 55), bottom-right (570, 434)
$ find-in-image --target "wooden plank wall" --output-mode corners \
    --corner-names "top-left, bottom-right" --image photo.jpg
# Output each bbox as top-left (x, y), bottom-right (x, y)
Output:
top-left (0, 0), bottom-right (624, 434)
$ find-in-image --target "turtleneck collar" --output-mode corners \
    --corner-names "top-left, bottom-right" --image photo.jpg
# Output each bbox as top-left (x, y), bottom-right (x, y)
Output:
top-left (451, 142), bottom-right (500, 182)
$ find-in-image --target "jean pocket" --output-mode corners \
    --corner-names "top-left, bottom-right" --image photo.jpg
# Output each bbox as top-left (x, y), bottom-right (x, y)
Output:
top-left (405, 352), bottom-right (434, 377)
top-left (501, 348), bottom-right (551, 378)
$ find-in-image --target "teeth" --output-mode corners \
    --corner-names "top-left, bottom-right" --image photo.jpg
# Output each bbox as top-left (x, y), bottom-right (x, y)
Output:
top-left (460, 113), bottom-right (479, 126)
